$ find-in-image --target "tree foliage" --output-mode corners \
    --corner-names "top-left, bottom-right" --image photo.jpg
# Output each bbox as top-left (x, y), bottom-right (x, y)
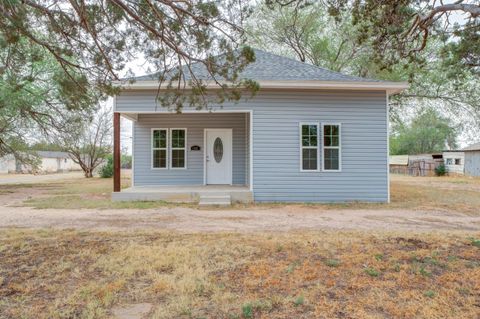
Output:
top-left (0, 0), bottom-right (260, 160)
top-left (247, 1), bottom-right (480, 141)
top-left (0, 36), bottom-right (100, 160)
top-left (0, 0), bottom-right (257, 109)
top-left (390, 108), bottom-right (459, 155)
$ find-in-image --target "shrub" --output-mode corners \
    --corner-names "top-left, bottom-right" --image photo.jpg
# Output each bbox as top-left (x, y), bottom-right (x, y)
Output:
top-left (435, 164), bottom-right (446, 176)
top-left (100, 155), bottom-right (113, 178)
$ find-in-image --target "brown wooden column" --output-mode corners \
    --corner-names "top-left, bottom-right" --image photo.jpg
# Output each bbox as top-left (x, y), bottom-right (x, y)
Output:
top-left (113, 112), bottom-right (121, 192)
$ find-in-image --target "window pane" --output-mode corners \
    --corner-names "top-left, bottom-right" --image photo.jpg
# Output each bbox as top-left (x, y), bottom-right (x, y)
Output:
top-left (324, 148), bottom-right (339, 170)
top-left (302, 148), bottom-right (317, 170)
top-left (302, 125), bottom-right (309, 136)
top-left (171, 129), bottom-right (185, 148)
top-left (302, 137), bottom-right (310, 147)
top-left (153, 149), bottom-right (166, 168)
top-left (331, 136), bottom-right (339, 147)
top-left (171, 149), bottom-right (185, 168)
top-left (302, 125), bottom-right (317, 147)
top-left (153, 130), bottom-right (166, 148)
top-left (324, 136), bottom-right (332, 147)
top-left (331, 125), bottom-right (339, 135)
top-left (324, 125), bottom-right (331, 136)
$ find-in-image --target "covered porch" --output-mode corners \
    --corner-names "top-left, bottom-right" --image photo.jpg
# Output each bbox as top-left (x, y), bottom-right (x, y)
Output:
top-left (112, 110), bottom-right (253, 204)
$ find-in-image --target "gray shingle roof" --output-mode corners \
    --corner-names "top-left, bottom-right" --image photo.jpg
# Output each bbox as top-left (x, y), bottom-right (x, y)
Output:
top-left (133, 48), bottom-right (382, 83)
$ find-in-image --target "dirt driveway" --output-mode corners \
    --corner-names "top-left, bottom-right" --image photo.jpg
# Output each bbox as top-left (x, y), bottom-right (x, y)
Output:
top-left (1, 204), bottom-right (480, 232)
top-left (1, 173), bottom-right (480, 233)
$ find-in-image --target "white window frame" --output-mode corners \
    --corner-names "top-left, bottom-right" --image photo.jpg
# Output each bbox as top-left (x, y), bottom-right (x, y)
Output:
top-left (169, 128), bottom-right (187, 169)
top-left (322, 123), bottom-right (342, 172)
top-left (299, 122), bottom-right (320, 172)
top-left (151, 128), bottom-right (168, 170)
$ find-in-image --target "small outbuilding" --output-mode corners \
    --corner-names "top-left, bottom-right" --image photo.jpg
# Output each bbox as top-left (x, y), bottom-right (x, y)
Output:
top-left (442, 150), bottom-right (465, 175)
top-left (463, 142), bottom-right (480, 177)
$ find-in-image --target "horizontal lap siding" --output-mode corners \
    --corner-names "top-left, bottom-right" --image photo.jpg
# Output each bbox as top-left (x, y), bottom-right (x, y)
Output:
top-left (133, 113), bottom-right (247, 185)
top-left (251, 91), bottom-right (387, 202)
top-left (118, 89), bottom-right (388, 202)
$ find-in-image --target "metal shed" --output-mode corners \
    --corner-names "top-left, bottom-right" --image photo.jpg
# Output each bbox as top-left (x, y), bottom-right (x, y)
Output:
top-left (463, 143), bottom-right (480, 177)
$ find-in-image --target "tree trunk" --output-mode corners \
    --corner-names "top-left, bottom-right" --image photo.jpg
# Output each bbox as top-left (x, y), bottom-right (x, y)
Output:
top-left (84, 169), bottom-right (93, 178)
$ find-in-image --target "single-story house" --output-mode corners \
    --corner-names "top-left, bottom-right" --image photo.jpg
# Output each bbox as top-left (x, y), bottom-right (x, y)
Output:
top-left (112, 49), bottom-right (408, 204)
top-left (463, 143), bottom-right (480, 176)
top-left (0, 151), bottom-right (81, 174)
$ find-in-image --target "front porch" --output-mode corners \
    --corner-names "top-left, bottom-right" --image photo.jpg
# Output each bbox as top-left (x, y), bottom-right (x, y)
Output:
top-left (111, 185), bottom-right (253, 204)
top-left (112, 110), bottom-right (253, 204)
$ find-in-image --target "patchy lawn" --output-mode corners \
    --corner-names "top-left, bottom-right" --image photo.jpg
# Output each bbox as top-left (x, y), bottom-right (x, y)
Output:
top-left (7, 173), bottom-right (480, 215)
top-left (0, 229), bottom-right (478, 319)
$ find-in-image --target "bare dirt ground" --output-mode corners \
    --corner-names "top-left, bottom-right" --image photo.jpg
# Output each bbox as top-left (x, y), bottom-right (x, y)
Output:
top-left (1, 204), bottom-right (479, 232)
top-left (1, 174), bottom-right (480, 232)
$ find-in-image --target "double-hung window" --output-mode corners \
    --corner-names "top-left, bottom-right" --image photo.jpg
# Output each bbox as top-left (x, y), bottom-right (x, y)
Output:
top-left (152, 129), bottom-right (167, 169)
top-left (322, 124), bottom-right (341, 171)
top-left (300, 123), bottom-right (319, 171)
top-left (170, 129), bottom-right (186, 169)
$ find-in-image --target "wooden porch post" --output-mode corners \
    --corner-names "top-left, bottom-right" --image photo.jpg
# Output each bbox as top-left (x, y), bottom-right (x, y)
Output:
top-left (113, 112), bottom-right (121, 192)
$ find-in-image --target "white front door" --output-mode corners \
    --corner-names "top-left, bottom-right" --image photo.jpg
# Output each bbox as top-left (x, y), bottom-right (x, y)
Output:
top-left (205, 129), bottom-right (232, 185)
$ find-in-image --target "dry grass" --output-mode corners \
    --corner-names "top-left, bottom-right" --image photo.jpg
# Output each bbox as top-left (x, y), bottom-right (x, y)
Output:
top-left (0, 229), bottom-right (479, 318)
top-left (12, 174), bottom-right (480, 215)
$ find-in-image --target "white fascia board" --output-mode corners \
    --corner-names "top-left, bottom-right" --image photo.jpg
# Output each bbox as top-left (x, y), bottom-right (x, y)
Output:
top-left (112, 80), bottom-right (409, 94)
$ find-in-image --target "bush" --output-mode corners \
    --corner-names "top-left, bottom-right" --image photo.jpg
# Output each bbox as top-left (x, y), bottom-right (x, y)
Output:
top-left (121, 154), bottom-right (132, 169)
top-left (100, 155), bottom-right (113, 178)
top-left (435, 164), bottom-right (446, 176)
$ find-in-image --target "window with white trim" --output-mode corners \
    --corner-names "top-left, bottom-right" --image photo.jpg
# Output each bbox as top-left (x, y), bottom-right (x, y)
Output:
top-left (152, 129), bottom-right (167, 168)
top-left (170, 129), bottom-right (186, 168)
top-left (300, 123), bottom-right (319, 171)
top-left (323, 124), bottom-right (341, 171)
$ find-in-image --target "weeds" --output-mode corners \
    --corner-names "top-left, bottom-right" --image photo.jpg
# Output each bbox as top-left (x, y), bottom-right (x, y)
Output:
top-left (0, 230), bottom-right (479, 319)
top-left (324, 259), bottom-right (341, 267)
top-left (364, 267), bottom-right (380, 277)
top-left (293, 295), bottom-right (304, 307)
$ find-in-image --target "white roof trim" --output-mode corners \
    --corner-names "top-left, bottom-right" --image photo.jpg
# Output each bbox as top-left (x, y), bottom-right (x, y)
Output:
top-left (113, 80), bottom-right (409, 94)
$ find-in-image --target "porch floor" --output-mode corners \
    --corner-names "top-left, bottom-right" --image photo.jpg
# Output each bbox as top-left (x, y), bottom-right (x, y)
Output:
top-left (111, 185), bottom-right (253, 203)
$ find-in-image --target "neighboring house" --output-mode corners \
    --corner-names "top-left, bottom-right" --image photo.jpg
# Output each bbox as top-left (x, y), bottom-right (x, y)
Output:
top-left (442, 150), bottom-right (465, 175)
top-left (461, 143), bottom-right (480, 177)
top-left (0, 151), bottom-right (81, 174)
top-left (112, 49), bottom-right (408, 203)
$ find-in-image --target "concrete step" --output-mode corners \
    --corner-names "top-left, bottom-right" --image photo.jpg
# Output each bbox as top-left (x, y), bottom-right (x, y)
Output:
top-left (198, 194), bottom-right (231, 206)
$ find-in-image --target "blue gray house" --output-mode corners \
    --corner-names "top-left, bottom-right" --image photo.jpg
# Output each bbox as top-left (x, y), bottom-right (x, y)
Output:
top-left (112, 49), bottom-right (407, 205)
